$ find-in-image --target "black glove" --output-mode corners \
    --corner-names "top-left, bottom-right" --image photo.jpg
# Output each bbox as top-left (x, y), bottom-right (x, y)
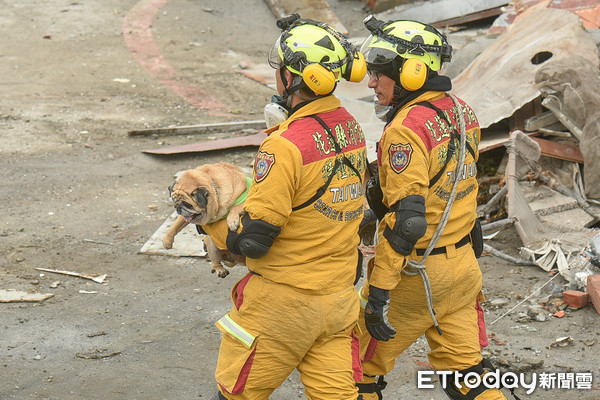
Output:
top-left (365, 167), bottom-right (388, 221)
top-left (358, 209), bottom-right (377, 246)
top-left (364, 286), bottom-right (396, 341)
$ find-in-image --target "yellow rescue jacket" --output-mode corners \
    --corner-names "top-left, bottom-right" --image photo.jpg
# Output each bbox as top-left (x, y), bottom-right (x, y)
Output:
top-left (244, 95), bottom-right (367, 294)
top-left (371, 91), bottom-right (481, 290)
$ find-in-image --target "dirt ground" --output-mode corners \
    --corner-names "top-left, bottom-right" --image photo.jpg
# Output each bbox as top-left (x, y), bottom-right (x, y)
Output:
top-left (1, 0), bottom-right (599, 399)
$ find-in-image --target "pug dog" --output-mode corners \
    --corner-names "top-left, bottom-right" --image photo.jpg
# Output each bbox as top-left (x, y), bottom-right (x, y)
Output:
top-left (163, 162), bottom-right (248, 277)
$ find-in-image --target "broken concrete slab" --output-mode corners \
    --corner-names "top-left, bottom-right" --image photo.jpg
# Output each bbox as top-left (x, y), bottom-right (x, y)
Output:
top-left (139, 211), bottom-right (207, 257)
top-left (452, 6), bottom-right (599, 129)
top-left (535, 55), bottom-right (600, 199)
top-left (519, 180), bottom-right (598, 233)
top-left (521, 182), bottom-right (579, 218)
top-left (0, 289), bottom-right (54, 303)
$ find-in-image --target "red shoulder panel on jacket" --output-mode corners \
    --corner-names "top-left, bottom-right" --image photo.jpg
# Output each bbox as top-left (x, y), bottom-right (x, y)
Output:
top-left (401, 96), bottom-right (478, 152)
top-left (281, 108), bottom-right (366, 165)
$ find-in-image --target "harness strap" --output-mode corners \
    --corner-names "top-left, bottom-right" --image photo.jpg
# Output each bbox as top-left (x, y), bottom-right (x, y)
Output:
top-left (292, 158), bottom-right (340, 211)
top-left (292, 114), bottom-right (362, 211)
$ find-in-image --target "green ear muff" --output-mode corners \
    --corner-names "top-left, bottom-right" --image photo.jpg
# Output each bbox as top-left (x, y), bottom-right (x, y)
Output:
top-left (302, 63), bottom-right (336, 95)
top-left (345, 51), bottom-right (367, 83)
top-left (400, 58), bottom-right (427, 91)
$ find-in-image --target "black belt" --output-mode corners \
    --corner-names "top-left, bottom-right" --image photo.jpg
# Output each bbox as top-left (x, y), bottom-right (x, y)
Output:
top-left (416, 233), bottom-right (470, 256)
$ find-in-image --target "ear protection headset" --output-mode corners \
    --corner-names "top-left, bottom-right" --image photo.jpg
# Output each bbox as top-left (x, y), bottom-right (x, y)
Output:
top-left (400, 58), bottom-right (428, 91)
top-left (363, 15), bottom-right (452, 91)
top-left (276, 14), bottom-right (367, 95)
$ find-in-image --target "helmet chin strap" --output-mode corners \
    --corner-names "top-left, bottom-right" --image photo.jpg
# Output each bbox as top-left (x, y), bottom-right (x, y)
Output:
top-left (280, 68), bottom-right (318, 106)
top-left (279, 67), bottom-right (295, 108)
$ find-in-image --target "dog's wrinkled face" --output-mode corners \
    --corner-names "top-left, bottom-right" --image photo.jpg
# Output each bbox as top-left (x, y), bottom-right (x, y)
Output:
top-left (168, 173), bottom-right (217, 225)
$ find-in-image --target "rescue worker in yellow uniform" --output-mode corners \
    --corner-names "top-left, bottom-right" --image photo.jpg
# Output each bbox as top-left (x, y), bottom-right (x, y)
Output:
top-left (210, 14), bottom-right (369, 400)
top-left (354, 16), bottom-right (508, 400)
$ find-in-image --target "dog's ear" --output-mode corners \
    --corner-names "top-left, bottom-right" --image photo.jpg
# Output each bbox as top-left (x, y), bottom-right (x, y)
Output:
top-left (193, 187), bottom-right (209, 208)
top-left (168, 184), bottom-right (175, 196)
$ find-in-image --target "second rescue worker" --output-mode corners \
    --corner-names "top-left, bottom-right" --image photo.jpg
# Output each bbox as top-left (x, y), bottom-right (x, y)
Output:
top-left (355, 15), bottom-right (508, 400)
top-left (211, 14), bottom-right (369, 400)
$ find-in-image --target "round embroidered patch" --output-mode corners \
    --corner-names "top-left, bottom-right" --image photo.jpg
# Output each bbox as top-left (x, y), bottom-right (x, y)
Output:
top-left (389, 143), bottom-right (413, 173)
top-left (254, 151), bottom-right (275, 183)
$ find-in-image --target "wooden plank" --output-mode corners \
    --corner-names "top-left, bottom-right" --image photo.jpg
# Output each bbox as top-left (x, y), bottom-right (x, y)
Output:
top-left (377, 0), bottom-right (508, 26)
top-left (142, 132), bottom-right (267, 155)
top-left (525, 111), bottom-right (559, 132)
top-left (139, 211), bottom-right (207, 257)
top-left (530, 136), bottom-right (584, 164)
top-left (368, 0), bottom-right (414, 14)
top-left (128, 120), bottom-right (266, 137)
top-left (509, 99), bottom-right (541, 132)
top-left (432, 7), bottom-right (504, 28)
top-left (263, 0), bottom-right (348, 34)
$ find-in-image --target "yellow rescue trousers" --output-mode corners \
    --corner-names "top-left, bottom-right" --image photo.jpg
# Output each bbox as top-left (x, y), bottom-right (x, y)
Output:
top-left (215, 272), bottom-right (362, 400)
top-left (356, 244), bottom-right (506, 400)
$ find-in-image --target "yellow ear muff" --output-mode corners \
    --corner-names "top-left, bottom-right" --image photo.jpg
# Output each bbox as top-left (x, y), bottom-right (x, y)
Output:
top-left (302, 63), bottom-right (336, 95)
top-left (400, 58), bottom-right (427, 91)
top-left (345, 52), bottom-right (367, 82)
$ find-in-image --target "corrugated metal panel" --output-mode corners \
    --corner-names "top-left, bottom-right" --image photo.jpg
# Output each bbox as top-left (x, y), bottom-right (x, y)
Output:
top-left (453, 7), bottom-right (599, 129)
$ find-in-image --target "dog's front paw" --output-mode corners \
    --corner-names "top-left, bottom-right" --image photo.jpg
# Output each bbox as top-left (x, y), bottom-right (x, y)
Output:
top-left (212, 265), bottom-right (230, 278)
top-left (226, 214), bottom-right (241, 231)
top-left (162, 236), bottom-right (174, 249)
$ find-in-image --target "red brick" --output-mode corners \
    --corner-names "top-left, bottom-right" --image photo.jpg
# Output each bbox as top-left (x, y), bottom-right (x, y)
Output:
top-left (562, 290), bottom-right (589, 309)
top-left (587, 275), bottom-right (600, 315)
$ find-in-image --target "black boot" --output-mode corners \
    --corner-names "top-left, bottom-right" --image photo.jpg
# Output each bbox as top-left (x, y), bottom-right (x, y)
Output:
top-left (211, 391), bottom-right (227, 400)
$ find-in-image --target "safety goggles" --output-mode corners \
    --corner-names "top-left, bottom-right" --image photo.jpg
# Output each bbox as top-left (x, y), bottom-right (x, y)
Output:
top-left (367, 69), bottom-right (383, 81)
